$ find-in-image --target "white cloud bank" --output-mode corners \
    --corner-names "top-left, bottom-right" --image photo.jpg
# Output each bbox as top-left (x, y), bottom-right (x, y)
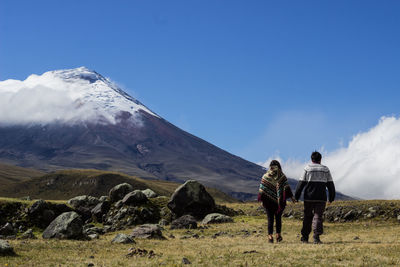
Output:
top-left (0, 67), bottom-right (155, 126)
top-left (261, 116), bottom-right (400, 200)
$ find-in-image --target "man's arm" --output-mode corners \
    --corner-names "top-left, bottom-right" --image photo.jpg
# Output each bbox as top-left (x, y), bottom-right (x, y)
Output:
top-left (326, 170), bottom-right (335, 202)
top-left (294, 170), bottom-right (307, 200)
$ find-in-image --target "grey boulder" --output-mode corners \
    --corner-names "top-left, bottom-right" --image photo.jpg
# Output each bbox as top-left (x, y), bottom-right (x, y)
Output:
top-left (19, 229), bottom-right (36, 240)
top-left (109, 183), bottom-right (134, 203)
top-left (170, 215), bottom-right (197, 229)
top-left (68, 195), bottom-right (100, 210)
top-left (27, 200), bottom-right (72, 228)
top-left (88, 233), bottom-right (99, 240)
top-left (0, 240), bottom-right (15, 256)
top-left (111, 233), bottom-right (136, 244)
top-left (130, 224), bottom-right (165, 239)
top-left (42, 211), bottom-right (84, 239)
top-left (202, 213), bottom-right (233, 224)
top-left (167, 180), bottom-right (215, 219)
top-left (142, 189), bottom-right (158, 198)
top-left (91, 201), bottom-right (111, 222)
top-left (122, 190), bottom-right (148, 206)
top-left (0, 223), bottom-right (15, 236)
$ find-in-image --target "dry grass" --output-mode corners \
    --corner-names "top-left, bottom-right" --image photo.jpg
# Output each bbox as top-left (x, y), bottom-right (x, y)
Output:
top-left (2, 202), bottom-right (400, 267)
top-left (0, 197), bottom-right (66, 205)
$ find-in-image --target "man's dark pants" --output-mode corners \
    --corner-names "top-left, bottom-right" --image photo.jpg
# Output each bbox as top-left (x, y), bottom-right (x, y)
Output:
top-left (301, 201), bottom-right (326, 238)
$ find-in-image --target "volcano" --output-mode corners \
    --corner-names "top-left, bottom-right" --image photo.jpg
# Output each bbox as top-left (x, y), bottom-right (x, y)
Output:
top-left (0, 67), bottom-right (268, 200)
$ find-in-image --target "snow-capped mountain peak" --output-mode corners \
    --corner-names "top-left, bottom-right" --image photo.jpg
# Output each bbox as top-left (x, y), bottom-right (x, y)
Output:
top-left (0, 67), bottom-right (158, 125)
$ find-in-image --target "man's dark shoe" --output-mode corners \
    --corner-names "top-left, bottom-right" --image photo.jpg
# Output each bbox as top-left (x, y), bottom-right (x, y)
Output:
top-left (300, 236), bottom-right (308, 243)
top-left (313, 235), bottom-right (322, 244)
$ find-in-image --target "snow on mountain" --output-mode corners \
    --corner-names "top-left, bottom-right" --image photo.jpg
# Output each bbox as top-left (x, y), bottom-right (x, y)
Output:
top-left (0, 67), bottom-right (158, 125)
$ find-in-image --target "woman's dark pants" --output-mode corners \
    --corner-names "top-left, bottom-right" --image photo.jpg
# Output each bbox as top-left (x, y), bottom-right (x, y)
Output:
top-left (266, 208), bottom-right (283, 234)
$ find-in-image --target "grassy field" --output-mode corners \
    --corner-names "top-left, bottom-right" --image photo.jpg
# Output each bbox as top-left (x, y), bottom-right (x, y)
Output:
top-left (0, 169), bottom-right (237, 204)
top-left (1, 202), bottom-right (400, 267)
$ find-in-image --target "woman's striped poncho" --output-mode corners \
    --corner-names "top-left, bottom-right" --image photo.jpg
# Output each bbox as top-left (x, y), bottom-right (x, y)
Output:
top-left (258, 165), bottom-right (293, 213)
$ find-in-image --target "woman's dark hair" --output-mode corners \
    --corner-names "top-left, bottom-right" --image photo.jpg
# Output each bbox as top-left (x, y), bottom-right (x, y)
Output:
top-left (311, 151), bottom-right (322, 163)
top-left (269, 160), bottom-right (282, 170)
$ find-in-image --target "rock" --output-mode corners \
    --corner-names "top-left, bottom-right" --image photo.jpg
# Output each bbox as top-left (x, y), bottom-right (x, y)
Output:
top-left (167, 180), bottom-right (215, 219)
top-left (366, 212), bottom-right (376, 218)
top-left (159, 219), bottom-right (169, 226)
top-left (397, 215), bottom-right (400, 222)
top-left (368, 207), bottom-right (378, 217)
top-left (212, 231), bottom-right (228, 238)
top-left (111, 233), bottom-right (136, 244)
top-left (369, 207), bottom-right (378, 212)
top-left (68, 195), bottom-right (100, 221)
top-left (27, 200), bottom-right (72, 228)
top-left (114, 200), bottom-right (123, 209)
top-left (68, 195), bottom-right (100, 210)
top-left (28, 199), bottom-right (48, 215)
top-left (115, 207), bottom-right (129, 220)
top-left (0, 240), bottom-right (15, 256)
top-left (243, 250), bottom-right (258, 254)
top-left (91, 201), bottom-right (110, 222)
top-left (99, 196), bottom-right (109, 202)
top-left (42, 209), bottom-right (56, 224)
top-left (170, 215), bottom-right (197, 229)
top-left (83, 224), bottom-right (104, 236)
top-left (130, 224), bottom-right (165, 239)
top-left (214, 204), bottom-right (240, 217)
top-left (126, 247), bottom-right (156, 258)
top-left (160, 207), bottom-right (173, 222)
top-left (42, 211), bottom-right (84, 239)
top-left (343, 210), bottom-right (355, 221)
top-left (109, 183), bottom-right (134, 203)
top-left (88, 233), bottom-right (99, 240)
top-left (182, 257), bottom-right (191, 264)
top-left (202, 213), bottom-right (233, 224)
top-left (142, 189), bottom-right (158, 198)
top-left (122, 190), bottom-right (148, 206)
top-left (103, 226), bottom-right (112, 233)
top-left (83, 223), bottom-right (95, 230)
top-left (19, 229), bottom-right (36, 239)
top-left (0, 223), bottom-right (15, 236)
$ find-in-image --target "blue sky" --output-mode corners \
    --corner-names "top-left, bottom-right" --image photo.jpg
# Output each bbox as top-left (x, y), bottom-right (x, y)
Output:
top-left (1, 0), bottom-right (400, 164)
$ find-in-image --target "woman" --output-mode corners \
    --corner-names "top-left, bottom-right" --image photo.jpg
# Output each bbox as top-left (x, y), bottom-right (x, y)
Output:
top-left (258, 160), bottom-right (296, 243)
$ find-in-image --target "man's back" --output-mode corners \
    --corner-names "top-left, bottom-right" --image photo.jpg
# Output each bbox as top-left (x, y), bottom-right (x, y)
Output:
top-left (295, 163), bottom-right (335, 202)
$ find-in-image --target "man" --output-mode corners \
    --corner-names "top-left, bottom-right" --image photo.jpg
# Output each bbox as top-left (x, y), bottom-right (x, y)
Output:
top-left (295, 151), bottom-right (335, 244)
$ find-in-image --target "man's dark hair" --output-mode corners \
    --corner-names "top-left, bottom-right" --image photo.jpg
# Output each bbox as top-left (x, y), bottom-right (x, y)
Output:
top-left (269, 160), bottom-right (282, 170)
top-left (311, 151), bottom-right (322, 163)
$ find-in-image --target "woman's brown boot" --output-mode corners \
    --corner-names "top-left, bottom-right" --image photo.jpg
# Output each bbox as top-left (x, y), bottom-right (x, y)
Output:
top-left (276, 233), bottom-right (283, 243)
top-left (268, 234), bottom-right (274, 243)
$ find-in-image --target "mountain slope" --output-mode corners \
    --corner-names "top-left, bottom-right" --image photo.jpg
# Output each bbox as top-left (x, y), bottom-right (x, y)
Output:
top-left (0, 162), bottom-right (44, 187)
top-left (0, 113), bottom-right (264, 200)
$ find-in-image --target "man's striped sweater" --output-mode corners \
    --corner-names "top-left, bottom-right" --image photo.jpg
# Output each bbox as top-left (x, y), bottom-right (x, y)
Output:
top-left (294, 163), bottom-right (336, 202)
